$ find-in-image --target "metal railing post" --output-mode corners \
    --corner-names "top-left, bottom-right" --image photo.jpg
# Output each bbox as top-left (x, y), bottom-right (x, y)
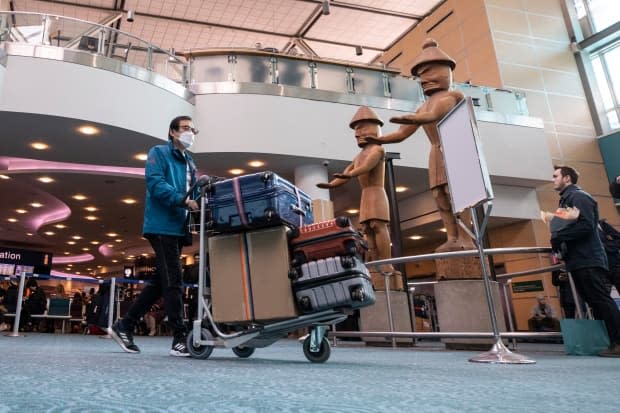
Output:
top-left (6, 272), bottom-right (27, 337)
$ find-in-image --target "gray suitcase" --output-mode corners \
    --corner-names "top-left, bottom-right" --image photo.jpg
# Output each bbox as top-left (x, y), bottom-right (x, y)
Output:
top-left (293, 256), bottom-right (375, 314)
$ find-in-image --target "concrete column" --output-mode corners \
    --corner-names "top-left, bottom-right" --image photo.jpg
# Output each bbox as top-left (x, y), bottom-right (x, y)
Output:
top-left (294, 163), bottom-right (333, 222)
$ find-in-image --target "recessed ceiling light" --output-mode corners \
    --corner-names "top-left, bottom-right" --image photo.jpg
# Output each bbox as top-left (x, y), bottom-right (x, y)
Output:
top-left (30, 142), bottom-right (49, 150)
top-left (439, 228), bottom-right (447, 233)
top-left (75, 271), bottom-right (81, 275)
top-left (106, 232), bottom-right (118, 237)
top-left (81, 247), bottom-right (90, 251)
top-left (228, 168), bottom-right (245, 175)
top-left (67, 241), bottom-right (76, 245)
top-left (54, 224), bottom-right (66, 229)
top-left (115, 239), bottom-right (122, 243)
top-left (128, 255), bottom-right (135, 259)
top-left (44, 231), bottom-right (55, 236)
top-left (84, 206), bottom-right (98, 212)
top-left (141, 253), bottom-right (149, 257)
top-left (345, 209), bottom-right (359, 214)
top-left (72, 194), bottom-right (87, 201)
top-left (107, 244), bottom-right (114, 248)
top-left (121, 198), bottom-right (137, 205)
top-left (90, 241), bottom-right (99, 245)
top-left (71, 235), bottom-right (82, 240)
top-left (26, 232), bottom-right (33, 236)
top-left (30, 202), bottom-right (43, 208)
top-left (7, 218), bottom-right (18, 223)
top-left (63, 252), bottom-right (70, 255)
top-left (248, 160), bottom-right (265, 168)
top-left (409, 235), bottom-right (423, 240)
top-left (85, 215), bottom-right (98, 221)
top-left (15, 209), bottom-right (27, 214)
top-left (38, 176), bottom-right (54, 183)
top-left (134, 153), bottom-right (148, 161)
top-left (395, 186), bottom-right (408, 193)
top-left (97, 265), bottom-right (102, 269)
top-left (0, 174), bottom-right (10, 180)
top-left (67, 264), bottom-right (73, 267)
top-left (77, 125), bottom-right (99, 135)
top-left (112, 259), bottom-right (118, 263)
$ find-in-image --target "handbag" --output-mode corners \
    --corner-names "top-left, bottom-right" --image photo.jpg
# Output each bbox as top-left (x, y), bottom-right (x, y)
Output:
top-left (560, 318), bottom-right (610, 355)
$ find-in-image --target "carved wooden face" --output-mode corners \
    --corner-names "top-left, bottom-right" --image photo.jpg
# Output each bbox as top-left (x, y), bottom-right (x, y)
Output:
top-left (353, 121), bottom-right (381, 147)
top-left (416, 62), bottom-right (452, 96)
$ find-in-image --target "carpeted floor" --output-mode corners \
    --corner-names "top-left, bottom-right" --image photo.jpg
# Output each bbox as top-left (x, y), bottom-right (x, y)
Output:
top-left (0, 333), bottom-right (617, 412)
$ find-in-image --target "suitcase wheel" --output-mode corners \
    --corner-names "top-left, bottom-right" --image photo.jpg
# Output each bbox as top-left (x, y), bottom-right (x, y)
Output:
top-left (299, 296), bottom-right (312, 311)
top-left (343, 240), bottom-right (357, 257)
top-left (335, 216), bottom-right (351, 228)
top-left (340, 255), bottom-right (354, 268)
top-left (291, 251), bottom-right (306, 267)
top-left (264, 207), bottom-right (276, 221)
top-left (350, 286), bottom-right (365, 302)
top-left (288, 268), bottom-right (300, 280)
top-left (261, 171), bottom-right (273, 182)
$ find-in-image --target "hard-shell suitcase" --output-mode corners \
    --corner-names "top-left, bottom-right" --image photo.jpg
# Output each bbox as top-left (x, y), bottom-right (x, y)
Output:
top-left (207, 171), bottom-right (313, 233)
top-left (290, 216), bottom-right (367, 266)
top-left (292, 256), bottom-right (375, 314)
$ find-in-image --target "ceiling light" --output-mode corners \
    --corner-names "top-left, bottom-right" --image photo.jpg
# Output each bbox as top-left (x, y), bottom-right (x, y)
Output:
top-left (90, 241), bottom-right (99, 245)
top-left (97, 265), bottom-right (102, 269)
top-left (248, 160), bottom-right (265, 168)
top-left (77, 125), bottom-right (99, 135)
top-left (30, 142), bottom-right (49, 150)
top-left (44, 231), bottom-right (55, 236)
top-left (112, 259), bottom-right (118, 263)
top-left (0, 174), bottom-right (10, 180)
top-left (72, 194), bottom-right (87, 201)
top-left (106, 232), bottom-right (118, 237)
top-left (409, 235), bottom-right (423, 240)
top-left (85, 215), bottom-right (98, 221)
top-left (71, 235), bottom-right (82, 240)
top-left (75, 271), bottom-right (81, 275)
top-left (355, 45), bottom-right (363, 56)
top-left (82, 247), bottom-right (90, 251)
top-left (38, 176), bottom-right (54, 183)
top-left (7, 218), bottom-right (18, 223)
top-left (134, 153), bottom-right (147, 161)
top-left (26, 232), bottom-right (33, 236)
top-left (439, 228), bottom-right (447, 233)
top-left (67, 264), bottom-right (73, 267)
top-left (107, 244), bottom-right (114, 248)
top-left (228, 168), bottom-right (245, 175)
top-left (115, 239), bottom-right (122, 243)
top-left (54, 224), bottom-right (66, 229)
top-left (84, 206), bottom-right (98, 212)
top-left (30, 202), bottom-right (43, 208)
top-left (141, 253), bottom-right (149, 257)
top-left (395, 186), bottom-right (408, 193)
top-left (64, 252), bottom-right (70, 255)
top-left (121, 198), bottom-right (137, 205)
top-left (67, 241), bottom-right (76, 245)
top-left (15, 209), bottom-right (27, 214)
top-left (345, 209), bottom-right (359, 214)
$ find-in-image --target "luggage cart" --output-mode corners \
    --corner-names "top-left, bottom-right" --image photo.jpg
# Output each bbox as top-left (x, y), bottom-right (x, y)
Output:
top-left (186, 177), bottom-right (349, 363)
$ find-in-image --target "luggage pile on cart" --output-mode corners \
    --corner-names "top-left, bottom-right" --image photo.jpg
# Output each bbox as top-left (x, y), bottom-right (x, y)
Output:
top-left (187, 171), bottom-right (376, 363)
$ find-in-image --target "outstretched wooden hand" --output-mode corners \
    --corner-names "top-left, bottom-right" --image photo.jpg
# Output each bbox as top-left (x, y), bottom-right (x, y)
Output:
top-left (316, 182), bottom-right (332, 189)
top-left (364, 136), bottom-right (385, 145)
top-left (390, 114), bottom-right (418, 125)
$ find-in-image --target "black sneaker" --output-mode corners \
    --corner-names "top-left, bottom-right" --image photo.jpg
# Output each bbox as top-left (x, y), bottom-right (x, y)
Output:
top-left (170, 336), bottom-right (190, 357)
top-left (108, 320), bottom-right (140, 354)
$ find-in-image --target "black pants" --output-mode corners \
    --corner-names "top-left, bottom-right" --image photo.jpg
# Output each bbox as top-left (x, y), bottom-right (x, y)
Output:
top-left (124, 234), bottom-right (186, 339)
top-left (571, 267), bottom-right (620, 345)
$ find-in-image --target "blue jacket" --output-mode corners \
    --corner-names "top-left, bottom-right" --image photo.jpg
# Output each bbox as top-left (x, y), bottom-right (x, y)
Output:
top-left (552, 184), bottom-right (608, 272)
top-left (142, 140), bottom-right (196, 237)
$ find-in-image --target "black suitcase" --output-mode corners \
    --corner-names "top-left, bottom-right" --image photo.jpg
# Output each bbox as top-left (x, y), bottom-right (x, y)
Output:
top-left (292, 256), bottom-right (375, 314)
top-left (207, 171), bottom-right (313, 233)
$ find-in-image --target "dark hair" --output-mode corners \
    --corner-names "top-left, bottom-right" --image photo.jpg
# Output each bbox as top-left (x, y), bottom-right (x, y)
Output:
top-left (168, 115), bottom-right (193, 140)
top-left (25, 278), bottom-right (38, 289)
top-left (554, 165), bottom-right (579, 185)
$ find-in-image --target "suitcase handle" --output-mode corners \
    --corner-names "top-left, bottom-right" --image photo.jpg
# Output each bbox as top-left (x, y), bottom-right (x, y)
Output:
top-left (290, 204), bottom-right (306, 217)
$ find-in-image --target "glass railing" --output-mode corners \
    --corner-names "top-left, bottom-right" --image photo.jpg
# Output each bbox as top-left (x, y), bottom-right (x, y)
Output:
top-left (186, 49), bottom-right (530, 116)
top-left (0, 11), bottom-right (188, 84)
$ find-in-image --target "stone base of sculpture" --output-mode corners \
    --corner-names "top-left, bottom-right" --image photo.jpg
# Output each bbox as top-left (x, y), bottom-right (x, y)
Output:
top-left (359, 290), bottom-right (414, 346)
top-left (435, 255), bottom-right (481, 280)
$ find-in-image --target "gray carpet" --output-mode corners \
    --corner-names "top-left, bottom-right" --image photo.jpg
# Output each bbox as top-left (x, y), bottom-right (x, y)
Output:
top-left (0, 333), bottom-right (617, 412)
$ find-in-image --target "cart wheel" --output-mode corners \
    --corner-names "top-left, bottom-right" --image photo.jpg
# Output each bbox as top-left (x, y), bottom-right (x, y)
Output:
top-left (232, 346), bottom-right (255, 358)
top-left (303, 336), bottom-right (331, 363)
top-left (186, 328), bottom-right (214, 359)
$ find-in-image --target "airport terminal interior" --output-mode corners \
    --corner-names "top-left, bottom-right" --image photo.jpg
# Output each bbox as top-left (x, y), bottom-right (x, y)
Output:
top-left (1, 0), bottom-right (620, 411)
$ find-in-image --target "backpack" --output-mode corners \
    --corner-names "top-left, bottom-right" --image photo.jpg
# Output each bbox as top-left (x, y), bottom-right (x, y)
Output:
top-left (598, 220), bottom-right (620, 267)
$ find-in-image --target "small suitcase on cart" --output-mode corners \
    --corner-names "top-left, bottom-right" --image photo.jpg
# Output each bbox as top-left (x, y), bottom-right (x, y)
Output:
top-left (206, 171), bottom-right (313, 233)
top-left (290, 216), bottom-right (367, 266)
top-left (292, 255), bottom-right (375, 314)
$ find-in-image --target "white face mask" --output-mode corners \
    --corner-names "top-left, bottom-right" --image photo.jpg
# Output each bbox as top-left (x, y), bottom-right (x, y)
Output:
top-left (178, 131), bottom-right (195, 149)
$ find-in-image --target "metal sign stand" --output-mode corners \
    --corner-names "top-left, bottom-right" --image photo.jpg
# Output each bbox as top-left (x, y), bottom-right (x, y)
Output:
top-left (461, 204), bottom-right (535, 364)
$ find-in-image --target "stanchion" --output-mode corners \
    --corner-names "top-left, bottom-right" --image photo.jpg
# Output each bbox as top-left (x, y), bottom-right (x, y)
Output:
top-left (383, 271), bottom-right (396, 348)
top-left (468, 206), bottom-right (535, 364)
top-left (5, 272), bottom-right (26, 337)
top-left (99, 278), bottom-right (115, 339)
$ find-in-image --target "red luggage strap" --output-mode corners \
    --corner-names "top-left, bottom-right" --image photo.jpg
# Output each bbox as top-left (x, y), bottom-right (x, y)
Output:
top-left (232, 177), bottom-right (250, 228)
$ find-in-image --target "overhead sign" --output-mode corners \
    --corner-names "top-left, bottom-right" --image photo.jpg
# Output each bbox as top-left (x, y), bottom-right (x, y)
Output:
top-left (0, 247), bottom-right (53, 275)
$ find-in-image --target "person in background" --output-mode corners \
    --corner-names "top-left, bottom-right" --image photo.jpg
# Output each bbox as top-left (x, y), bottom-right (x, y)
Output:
top-left (0, 284), bottom-right (8, 331)
top-left (551, 165), bottom-right (620, 357)
top-left (528, 295), bottom-right (560, 331)
top-left (20, 278), bottom-right (47, 332)
top-left (70, 291), bottom-right (84, 333)
top-left (597, 219), bottom-right (620, 294)
top-left (108, 115), bottom-right (199, 357)
top-left (609, 175), bottom-right (620, 198)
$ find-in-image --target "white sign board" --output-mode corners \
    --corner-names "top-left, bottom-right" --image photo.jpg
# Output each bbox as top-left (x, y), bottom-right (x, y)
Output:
top-left (437, 97), bottom-right (493, 214)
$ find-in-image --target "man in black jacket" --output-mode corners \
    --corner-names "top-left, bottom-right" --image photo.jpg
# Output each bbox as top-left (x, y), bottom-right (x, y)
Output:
top-left (551, 165), bottom-right (620, 357)
top-left (610, 175), bottom-right (620, 198)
